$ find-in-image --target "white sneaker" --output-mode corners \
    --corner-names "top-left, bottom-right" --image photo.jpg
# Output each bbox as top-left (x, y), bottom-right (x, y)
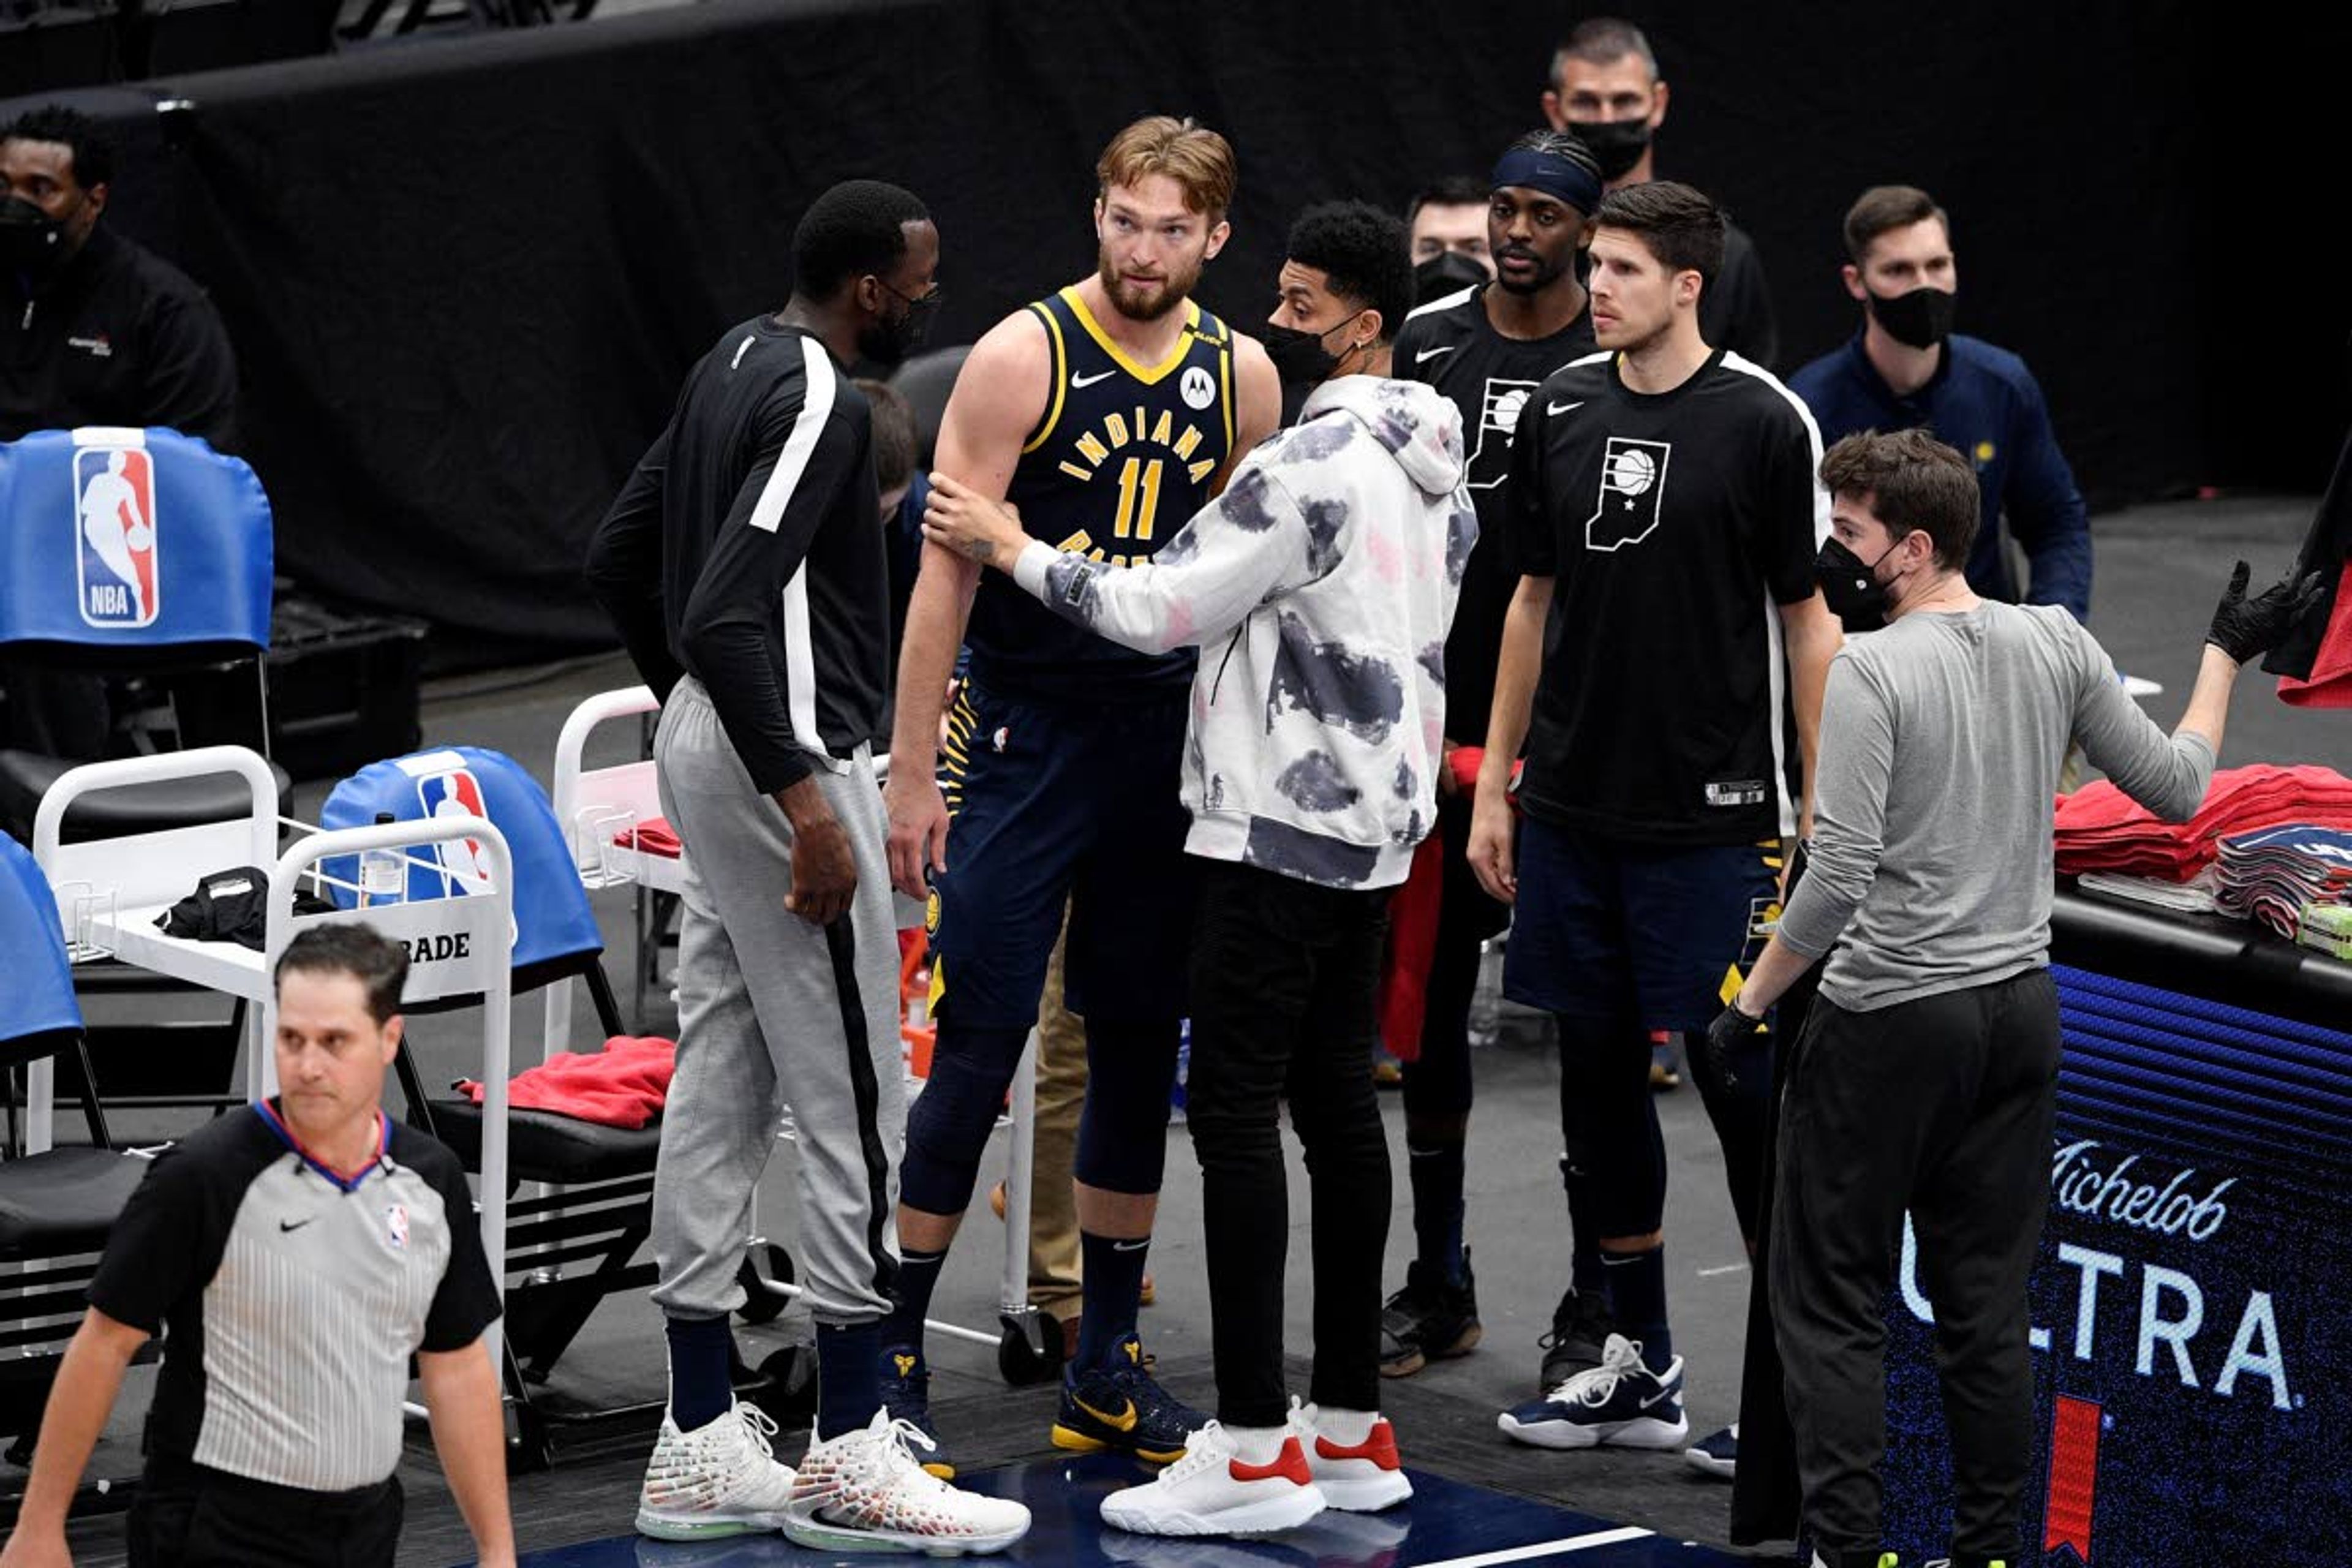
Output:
top-left (1286, 1400), bottom-right (1412, 1512)
top-left (1496, 1333), bottom-right (1689, 1450)
top-left (1098, 1421), bottom-right (1326, 1539)
top-left (636, 1399), bottom-right (797, 1540)
top-left (784, 1409), bottom-right (1031, 1556)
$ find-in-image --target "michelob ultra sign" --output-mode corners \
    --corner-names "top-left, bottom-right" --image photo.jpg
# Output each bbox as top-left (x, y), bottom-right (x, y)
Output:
top-left (1880, 967), bottom-right (2349, 1564)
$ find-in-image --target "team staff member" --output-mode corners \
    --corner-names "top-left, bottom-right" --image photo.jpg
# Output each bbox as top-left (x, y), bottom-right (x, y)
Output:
top-left (879, 116), bottom-right (1281, 1471)
top-left (1406, 175), bottom-right (1496, 303)
top-left (586, 179), bottom-right (1028, 1554)
top-left (1790, 186), bottom-right (2091, 624)
top-left (2, 104), bottom-right (238, 763)
top-left (1472, 181), bottom-right (1842, 1452)
top-left (0, 926), bottom-right (510, 1568)
top-left (1712, 430), bottom-right (2316, 1568)
top-left (1540, 19), bottom-right (1776, 367)
top-left (925, 200), bottom-right (1463, 1538)
top-left (1378, 129), bottom-right (1602, 1384)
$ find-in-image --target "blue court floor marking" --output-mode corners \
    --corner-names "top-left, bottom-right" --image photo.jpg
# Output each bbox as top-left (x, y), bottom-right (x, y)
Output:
top-left (515, 1456), bottom-right (1746, 1567)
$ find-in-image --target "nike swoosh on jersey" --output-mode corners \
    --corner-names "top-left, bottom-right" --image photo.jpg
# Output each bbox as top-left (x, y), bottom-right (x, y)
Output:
top-left (1071, 369), bottom-right (1119, 388)
top-left (1415, 345), bottom-right (1457, 363)
top-left (1548, 400), bottom-right (1585, 415)
top-left (1075, 1396), bottom-right (1139, 1432)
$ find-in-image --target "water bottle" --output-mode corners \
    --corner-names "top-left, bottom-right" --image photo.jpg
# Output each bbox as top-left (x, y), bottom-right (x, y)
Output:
top-left (1169, 1017), bottom-right (1190, 1122)
top-left (1467, 937), bottom-right (1504, 1049)
top-left (360, 812), bottom-right (404, 908)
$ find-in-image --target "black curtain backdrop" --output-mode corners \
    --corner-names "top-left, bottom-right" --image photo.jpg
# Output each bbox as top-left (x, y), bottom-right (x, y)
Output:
top-left (8, 0), bottom-right (2347, 659)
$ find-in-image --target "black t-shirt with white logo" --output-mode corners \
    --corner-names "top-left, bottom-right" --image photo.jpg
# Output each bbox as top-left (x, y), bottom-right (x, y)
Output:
top-left (1504, 347), bottom-right (1827, 844)
top-left (1393, 284), bottom-right (1597, 747)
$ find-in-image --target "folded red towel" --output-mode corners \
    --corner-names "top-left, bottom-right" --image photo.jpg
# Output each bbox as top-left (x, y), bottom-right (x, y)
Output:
top-left (619, 818), bottom-right (684, 858)
top-left (458, 1034), bottom-right (676, 1129)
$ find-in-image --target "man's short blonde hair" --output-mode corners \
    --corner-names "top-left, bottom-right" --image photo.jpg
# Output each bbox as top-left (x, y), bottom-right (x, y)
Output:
top-left (1096, 115), bottom-right (1237, 221)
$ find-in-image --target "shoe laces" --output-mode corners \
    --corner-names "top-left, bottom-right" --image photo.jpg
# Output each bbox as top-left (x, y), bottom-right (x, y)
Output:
top-left (1547, 1336), bottom-right (1649, 1408)
top-left (1158, 1420), bottom-right (1234, 1484)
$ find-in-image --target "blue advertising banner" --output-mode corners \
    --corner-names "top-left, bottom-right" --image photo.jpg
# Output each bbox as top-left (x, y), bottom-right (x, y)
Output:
top-left (1881, 966), bottom-right (2351, 1564)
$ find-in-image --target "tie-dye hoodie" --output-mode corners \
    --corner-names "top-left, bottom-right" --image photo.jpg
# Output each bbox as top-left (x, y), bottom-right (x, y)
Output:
top-left (1008, 373), bottom-right (1475, 889)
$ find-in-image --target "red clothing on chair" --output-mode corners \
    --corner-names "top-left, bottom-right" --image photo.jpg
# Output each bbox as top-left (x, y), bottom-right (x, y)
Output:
top-left (459, 1035), bottom-right (676, 1129)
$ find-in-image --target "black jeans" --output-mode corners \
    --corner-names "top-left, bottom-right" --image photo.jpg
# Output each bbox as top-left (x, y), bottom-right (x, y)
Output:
top-left (130, 1457), bottom-right (403, 1568)
top-left (1186, 859), bottom-right (1393, 1428)
top-left (1770, 968), bottom-right (2059, 1561)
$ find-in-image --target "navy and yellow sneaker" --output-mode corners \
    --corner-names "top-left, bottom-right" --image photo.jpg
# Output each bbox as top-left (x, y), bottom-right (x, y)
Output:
top-left (1050, 1334), bottom-right (1207, 1464)
top-left (878, 1345), bottom-right (956, 1479)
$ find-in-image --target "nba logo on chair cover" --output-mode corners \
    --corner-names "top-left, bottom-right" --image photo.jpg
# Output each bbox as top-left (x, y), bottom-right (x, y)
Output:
top-left (72, 440), bottom-right (160, 628)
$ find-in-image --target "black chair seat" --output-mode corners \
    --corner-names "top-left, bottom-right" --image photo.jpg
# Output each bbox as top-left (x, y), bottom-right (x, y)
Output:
top-left (425, 1101), bottom-right (662, 1186)
top-left (0, 1147), bottom-right (150, 1256)
top-left (0, 749), bottom-right (292, 845)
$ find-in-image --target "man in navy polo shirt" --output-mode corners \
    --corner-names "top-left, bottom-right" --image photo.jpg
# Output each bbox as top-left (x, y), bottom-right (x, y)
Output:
top-left (1789, 186), bottom-right (2090, 624)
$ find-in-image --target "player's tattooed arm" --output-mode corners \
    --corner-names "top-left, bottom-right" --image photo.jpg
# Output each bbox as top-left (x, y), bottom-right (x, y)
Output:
top-left (921, 473), bottom-right (1033, 568)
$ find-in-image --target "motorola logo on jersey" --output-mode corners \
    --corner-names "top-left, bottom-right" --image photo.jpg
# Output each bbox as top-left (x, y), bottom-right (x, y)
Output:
top-left (1466, 379), bottom-right (1536, 491)
top-left (1585, 437), bottom-right (1673, 552)
top-left (73, 443), bottom-right (160, 629)
top-left (1180, 364), bottom-right (1216, 410)
top-left (413, 767), bottom-right (500, 897)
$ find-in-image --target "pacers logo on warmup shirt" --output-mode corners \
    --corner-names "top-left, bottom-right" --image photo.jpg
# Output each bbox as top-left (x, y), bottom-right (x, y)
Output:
top-left (1585, 437), bottom-right (1672, 552)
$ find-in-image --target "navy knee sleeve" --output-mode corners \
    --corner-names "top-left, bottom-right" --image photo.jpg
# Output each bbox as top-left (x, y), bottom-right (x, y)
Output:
top-left (1556, 1012), bottom-right (1667, 1240)
top-left (1072, 1017), bottom-right (1180, 1194)
top-left (900, 1021), bottom-right (1028, 1215)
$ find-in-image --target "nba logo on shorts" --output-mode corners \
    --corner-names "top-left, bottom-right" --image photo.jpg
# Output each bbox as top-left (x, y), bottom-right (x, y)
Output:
top-left (72, 443), bottom-right (160, 629)
top-left (413, 767), bottom-right (499, 897)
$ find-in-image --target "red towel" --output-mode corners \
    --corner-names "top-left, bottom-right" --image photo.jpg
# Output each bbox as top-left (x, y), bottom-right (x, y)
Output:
top-left (458, 1035), bottom-right (676, 1128)
top-left (1374, 747), bottom-right (1498, 1063)
top-left (2056, 764), bottom-right (2352, 878)
top-left (2278, 560), bottom-right (2352, 709)
top-left (618, 818), bottom-right (684, 858)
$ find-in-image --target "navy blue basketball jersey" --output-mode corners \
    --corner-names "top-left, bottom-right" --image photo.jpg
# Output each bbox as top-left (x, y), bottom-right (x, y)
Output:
top-left (964, 286), bottom-right (1236, 701)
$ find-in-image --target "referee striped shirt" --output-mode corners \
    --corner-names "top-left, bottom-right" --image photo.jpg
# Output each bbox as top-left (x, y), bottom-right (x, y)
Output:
top-left (88, 1102), bottom-right (499, 1493)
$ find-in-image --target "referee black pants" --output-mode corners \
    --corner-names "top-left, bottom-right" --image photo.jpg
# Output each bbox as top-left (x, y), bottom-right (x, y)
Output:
top-left (1769, 968), bottom-right (2059, 1562)
top-left (1186, 859), bottom-right (1393, 1428)
top-left (130, 1458), bottom-right (401, 1568)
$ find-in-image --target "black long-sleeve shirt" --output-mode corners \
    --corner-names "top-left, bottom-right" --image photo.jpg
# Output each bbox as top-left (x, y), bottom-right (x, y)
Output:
top-left (2, 225), bottom-right (238, 447)
top-left (586, 316), bottom-right (888, 796)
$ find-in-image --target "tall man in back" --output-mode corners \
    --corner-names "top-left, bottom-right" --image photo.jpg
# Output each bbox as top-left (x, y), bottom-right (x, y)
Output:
top-left (1378, 129), bottom-right (1603, 1382)
top-left (882, 116), bottom-right (1281, 1469)
top-left (1471, 181), bottom-right (1842, 1454)
top-left (1540, 18), bottom-right (1777, 367)
top-left (586, 179), bottom-right (1028, 1555)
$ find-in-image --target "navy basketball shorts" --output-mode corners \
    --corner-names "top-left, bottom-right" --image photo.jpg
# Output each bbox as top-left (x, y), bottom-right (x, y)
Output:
top-left (1503, 814), bottom-right (1775, 1033)
top-left (929, 682), bottom-right (1195, 1028)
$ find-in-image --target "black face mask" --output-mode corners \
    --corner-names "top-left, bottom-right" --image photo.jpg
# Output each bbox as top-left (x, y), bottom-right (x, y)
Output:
top-left (859, 282), bottom-right (940, 368)
top-left (1815, 536), bottom-right (1904, 622)
top-left (1415, 251), bottom-right (1489, 306)
top-left (1263, 314), bottom-right (1363, 391)
top-left (1574, 118), bottom-right (1652, 181)
top-left (0, 194), bottom-right (70, 284)
top-left (1868, 284), bottom-right (1957, 350)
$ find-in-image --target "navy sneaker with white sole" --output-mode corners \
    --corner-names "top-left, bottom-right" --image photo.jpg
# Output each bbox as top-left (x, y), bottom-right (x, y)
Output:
top-left (1497, 1333), bottom-right (1688, 1451)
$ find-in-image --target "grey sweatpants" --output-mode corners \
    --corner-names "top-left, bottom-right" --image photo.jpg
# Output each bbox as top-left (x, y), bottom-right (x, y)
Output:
top-left (649, 676), bottom-right (903, 1325)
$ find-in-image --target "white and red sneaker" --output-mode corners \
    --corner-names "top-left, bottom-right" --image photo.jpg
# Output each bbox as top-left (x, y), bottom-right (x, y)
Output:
top-left (1287, 1400), bottom-right (1412, 1512)
top-left (1098, 1421), bottom-right (1326, 1538)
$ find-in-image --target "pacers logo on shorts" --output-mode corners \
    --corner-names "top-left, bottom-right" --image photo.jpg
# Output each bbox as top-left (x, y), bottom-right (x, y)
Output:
top-left (414, 767), bottom-right (499, 897)
top-left (1585, 437), bottom-right (1673, 552)
top-left (72, 443), bottom-right (160, 629)
top-left (924, 889), bottom-right (942, 936)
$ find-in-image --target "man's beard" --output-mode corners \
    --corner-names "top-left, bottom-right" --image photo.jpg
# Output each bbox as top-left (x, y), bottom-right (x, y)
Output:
top-left (1096, 245), bottom-right (1204, 322)
top-left (1493, 246), bottom-right (1570, 297)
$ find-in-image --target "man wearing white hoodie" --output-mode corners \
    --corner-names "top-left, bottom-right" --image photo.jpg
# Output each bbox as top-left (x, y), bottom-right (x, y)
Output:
top-left (923, 201), bottom-right (1472, 1540)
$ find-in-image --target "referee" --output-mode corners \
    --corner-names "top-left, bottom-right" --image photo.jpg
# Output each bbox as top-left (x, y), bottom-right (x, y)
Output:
top-left (1715, 429), bottom-right (2318, 1568)
top-left (0, 925), bottom-right (511, 1568)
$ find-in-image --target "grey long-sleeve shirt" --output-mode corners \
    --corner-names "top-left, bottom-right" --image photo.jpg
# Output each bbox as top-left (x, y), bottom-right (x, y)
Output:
top-left (1779, 601), bottom-right (2215, 1012)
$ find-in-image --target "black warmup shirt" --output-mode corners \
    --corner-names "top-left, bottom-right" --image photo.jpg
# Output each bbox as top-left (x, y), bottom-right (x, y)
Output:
top-left (1393, 282), bottom-right (1596, 745)
top-left (1, 227), bottom-right (238, 447)
top-left (89, 1103), bottom-right (499, 1492)
top-left (1504, 347), bottom-right (1826, 844)
top-left (586, 317), bottom-right (891, 794)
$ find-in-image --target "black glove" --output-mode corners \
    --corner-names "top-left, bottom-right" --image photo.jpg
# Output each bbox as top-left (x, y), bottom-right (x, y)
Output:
top-left (2206, 560), bottom-right (2328, 665)
top-left (1703, 1000), bottom-right (1763, 1090)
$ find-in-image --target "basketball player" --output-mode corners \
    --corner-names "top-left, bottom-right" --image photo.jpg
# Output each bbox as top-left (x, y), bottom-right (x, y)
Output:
top-left (1379, 128), bottom-right (1602, 1385)
top-left (1470, 181), bottom-right (1842, 1453)
top-left (880, 116), bottom-right (1281, 1471)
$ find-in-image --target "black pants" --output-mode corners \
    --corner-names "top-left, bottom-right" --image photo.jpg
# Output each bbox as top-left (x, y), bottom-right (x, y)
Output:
top-left (130, 1458), bottom-right (403, 1568)
top-left (1186, 859), bottom-right (1392, 1428)
top-left (1770, 968), bottom-right (2059, 1561)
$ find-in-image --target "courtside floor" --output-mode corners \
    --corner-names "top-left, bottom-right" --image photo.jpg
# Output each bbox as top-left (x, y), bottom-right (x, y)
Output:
top-left (521, 1459), bottom-right (1746, 1568)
